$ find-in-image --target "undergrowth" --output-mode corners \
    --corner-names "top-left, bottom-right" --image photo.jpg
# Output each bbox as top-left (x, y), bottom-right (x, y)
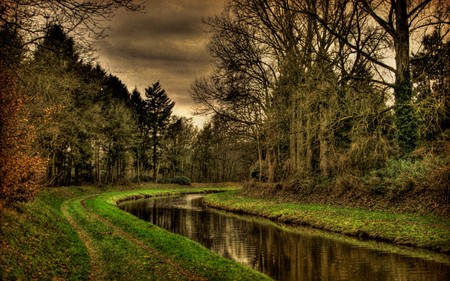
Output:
top-left (243, 144), bottom-right (450, 217)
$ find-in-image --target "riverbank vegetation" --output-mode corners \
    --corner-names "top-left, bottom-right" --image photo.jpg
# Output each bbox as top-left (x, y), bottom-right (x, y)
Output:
top-left (204, 191), bottom-right (450, 253)
top-left (1, 184), bottom-right (270, 280)
top-left (191, 0), bottom-right (450, 220)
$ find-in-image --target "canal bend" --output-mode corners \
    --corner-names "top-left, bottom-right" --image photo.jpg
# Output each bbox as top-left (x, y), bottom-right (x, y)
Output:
top-left (118, 194), bottom-right (450, 281)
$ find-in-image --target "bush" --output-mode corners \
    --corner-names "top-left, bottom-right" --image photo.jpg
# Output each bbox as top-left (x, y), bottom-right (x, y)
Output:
top-left (0, 63), bottom-right (47, 208)
top-left (165, 176), bottom-right (192, 186)
top-left (366, 150), bottom-right (447, 194)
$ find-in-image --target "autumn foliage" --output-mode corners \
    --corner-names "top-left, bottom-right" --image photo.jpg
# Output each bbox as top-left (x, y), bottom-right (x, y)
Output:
top-left (0, 64), bottom-right (47, 209)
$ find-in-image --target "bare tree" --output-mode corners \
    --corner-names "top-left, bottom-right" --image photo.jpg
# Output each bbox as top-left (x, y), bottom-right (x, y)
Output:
top-left (304, 0), bottom-right (450, 154)
top-left (194, 0), bottom-right (398, 182)
top-left (0, 0), bottom-right (143, 62)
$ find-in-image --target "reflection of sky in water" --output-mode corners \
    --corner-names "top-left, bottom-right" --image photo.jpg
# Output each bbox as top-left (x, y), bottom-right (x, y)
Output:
top-left (119, 195), bottom-right (450, 281)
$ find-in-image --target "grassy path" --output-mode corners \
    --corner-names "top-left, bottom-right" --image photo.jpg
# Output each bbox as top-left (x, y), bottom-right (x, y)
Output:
top-left (61, 198), bottom-right (105, 280)
top-left (1, 184), bottom-right (271, 280)
top-left (77, 194), bottom-right (205, 280)
top-left (61, 194), bottom-right (186, 280)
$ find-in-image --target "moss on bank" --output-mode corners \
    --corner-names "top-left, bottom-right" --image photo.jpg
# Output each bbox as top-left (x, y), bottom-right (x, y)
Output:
top-left (203, 190), bottom-right (450, 253)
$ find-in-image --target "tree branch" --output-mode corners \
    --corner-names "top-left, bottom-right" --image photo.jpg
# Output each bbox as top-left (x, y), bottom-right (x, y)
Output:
top-left (360, 0), bottom-right (396, 37)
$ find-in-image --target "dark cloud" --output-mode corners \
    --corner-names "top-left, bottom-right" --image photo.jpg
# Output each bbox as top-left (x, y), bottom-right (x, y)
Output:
top-left (94, 0), bottom-right (225, 126)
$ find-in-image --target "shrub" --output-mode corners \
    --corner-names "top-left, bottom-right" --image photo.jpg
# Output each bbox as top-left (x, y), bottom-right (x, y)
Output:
top-left (366, 150), bottom-right (447, 194)
top-left (166, 176), bottom-right (192, 186)
top-left (0, 63), bottom-right (47, 208)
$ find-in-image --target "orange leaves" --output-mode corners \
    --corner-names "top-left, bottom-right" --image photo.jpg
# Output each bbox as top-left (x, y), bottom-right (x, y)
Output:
top-left (0, 64), bottom-right (48, 207)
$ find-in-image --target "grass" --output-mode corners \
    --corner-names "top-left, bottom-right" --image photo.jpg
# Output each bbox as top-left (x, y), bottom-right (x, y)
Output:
top-left (1, 184), bottom-right (271, 280)
top-left (2, 183), bottom-right (449, 279)
top-left (203, 190), bottom-right (450, 253)
top-left (87, 192), bottom-right (270, 280)
top-left (1, 187), bottom-right (90, 279)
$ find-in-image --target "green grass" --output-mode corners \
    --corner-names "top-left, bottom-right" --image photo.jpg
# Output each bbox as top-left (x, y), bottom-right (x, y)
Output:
top-left (3, 183), bottom-right (448, 280)
top-left (87, 192), bottom-right (270, 280)
top-left (1, 187), bottom-right (91, 280)
top-left (1, 184), bottom-right (271, 280)
top-left (204, 190), bottom-right (450, 253)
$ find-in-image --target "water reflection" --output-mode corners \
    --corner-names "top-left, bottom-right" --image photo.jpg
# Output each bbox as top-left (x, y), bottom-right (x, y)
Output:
top-left (118, 194), bottom-right (450, 281)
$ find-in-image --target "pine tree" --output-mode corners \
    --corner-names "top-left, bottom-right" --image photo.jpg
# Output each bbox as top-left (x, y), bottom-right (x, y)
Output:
top-left (143, 82), bottom-right (175, 181)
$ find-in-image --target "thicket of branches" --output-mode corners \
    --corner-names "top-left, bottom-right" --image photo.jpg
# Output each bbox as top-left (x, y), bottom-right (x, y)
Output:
top-left (191, 0), bottom-right (450, 184)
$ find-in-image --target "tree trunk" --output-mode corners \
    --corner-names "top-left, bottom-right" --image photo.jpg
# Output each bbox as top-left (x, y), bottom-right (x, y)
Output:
top-left (137, 149), bottom-right (140, 182)
top-left (394, 0), bottom-right (419, 154)
top-left (153, 129), bottom-right (158, 182)
top-left (257, 133), bottom-right (263, 181)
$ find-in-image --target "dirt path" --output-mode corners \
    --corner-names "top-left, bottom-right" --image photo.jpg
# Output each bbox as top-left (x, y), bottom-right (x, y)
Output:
top-left (62, 195), bottom-right (206, 281)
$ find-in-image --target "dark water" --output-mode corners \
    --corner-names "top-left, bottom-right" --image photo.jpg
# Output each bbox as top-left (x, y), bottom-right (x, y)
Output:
top-left (118, 194), bottom-right (450, 281)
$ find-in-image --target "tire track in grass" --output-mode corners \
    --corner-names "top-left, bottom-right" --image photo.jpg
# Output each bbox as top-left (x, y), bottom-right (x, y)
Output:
top-left (61, 198), bottom-right (106, 280)
top-left (80, 195), bottom-right (207, 281)
top-left (63, 196), bottom-right (188, 280)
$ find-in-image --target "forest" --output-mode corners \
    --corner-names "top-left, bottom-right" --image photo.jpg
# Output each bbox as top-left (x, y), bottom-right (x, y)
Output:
top-left (1, 0), bottom-right (449, 210)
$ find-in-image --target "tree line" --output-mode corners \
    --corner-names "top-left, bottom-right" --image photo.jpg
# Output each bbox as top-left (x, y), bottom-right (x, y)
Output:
top-left (0, 1), bottom-right (253, 207)
top-left (191, 0), bottom-right (449, 183)
top-left (1, 0), bottom-right (449, 207)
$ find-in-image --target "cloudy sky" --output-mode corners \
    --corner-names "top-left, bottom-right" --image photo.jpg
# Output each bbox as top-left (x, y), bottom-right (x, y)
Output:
top-left (94, 0), bottom-right (226, 127)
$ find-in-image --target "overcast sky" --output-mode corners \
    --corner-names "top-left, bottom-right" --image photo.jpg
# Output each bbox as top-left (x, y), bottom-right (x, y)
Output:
top-left (94, 0), bottom-right (226, 127)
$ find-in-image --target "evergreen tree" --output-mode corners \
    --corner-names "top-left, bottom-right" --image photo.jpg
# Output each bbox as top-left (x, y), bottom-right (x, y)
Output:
top-left (129, 88), bottom-right (147, 181)
top-left (143, 82), bottom-right (175, 181)
top-left (411, 30), bottom-right (450, 140)
top-left (24, 24), bottom-right (139, 185)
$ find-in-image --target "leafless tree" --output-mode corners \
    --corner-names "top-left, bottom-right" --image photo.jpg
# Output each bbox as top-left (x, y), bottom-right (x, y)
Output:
top-left (0, 0), bottom-right (143, 59)
top-left (303, 0), bottom-right (450, 153)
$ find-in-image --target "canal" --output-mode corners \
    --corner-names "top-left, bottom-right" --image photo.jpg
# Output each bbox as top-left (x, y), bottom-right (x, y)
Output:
top-left (118, 194), bottom-right (450, 281)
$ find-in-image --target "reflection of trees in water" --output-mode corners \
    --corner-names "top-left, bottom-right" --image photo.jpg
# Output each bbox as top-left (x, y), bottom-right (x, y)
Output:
top-left (119, 196), bottom-right (450, 281)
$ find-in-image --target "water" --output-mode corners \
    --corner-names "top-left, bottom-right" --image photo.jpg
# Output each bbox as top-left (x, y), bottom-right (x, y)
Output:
top-left (118, 194), bottom-right (450, 281)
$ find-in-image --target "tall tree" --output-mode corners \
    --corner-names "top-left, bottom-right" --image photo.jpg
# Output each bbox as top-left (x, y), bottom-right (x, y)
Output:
top-left (143, 82), bottom-right (175, 181)
top-left (129, 88), bottom-right (147, 181)
top-left (0, 24), bottom-right (47, 207)
top-left (24, 24), bottom-right (139, 186)
top-left (190, 115), bottom-right (256, 182)
top-left (192, 0), bottom-right (403, 184)
top-left (305, 0), bottom-right (450, 153)
top-left (163, 117), bottom-right (197, 179)
top-left (26, 24), bottom-right (84, 185)
top-left (411, 29), bottom-right (450, 139)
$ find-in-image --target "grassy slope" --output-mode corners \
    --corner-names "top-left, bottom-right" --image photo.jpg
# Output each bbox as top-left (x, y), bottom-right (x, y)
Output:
top-left (1, 184), bottom-right (271, 280)
top-left (204, 190), bottom-right (450, 253)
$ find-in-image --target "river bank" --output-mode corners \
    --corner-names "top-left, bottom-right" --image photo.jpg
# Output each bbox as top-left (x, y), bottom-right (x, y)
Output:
top-left (2, 183), bottom-right (448, 279)
top-left (0, 184), bottom-right (269, 280)
top-left (203, 190), bottom-right (450, 254)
